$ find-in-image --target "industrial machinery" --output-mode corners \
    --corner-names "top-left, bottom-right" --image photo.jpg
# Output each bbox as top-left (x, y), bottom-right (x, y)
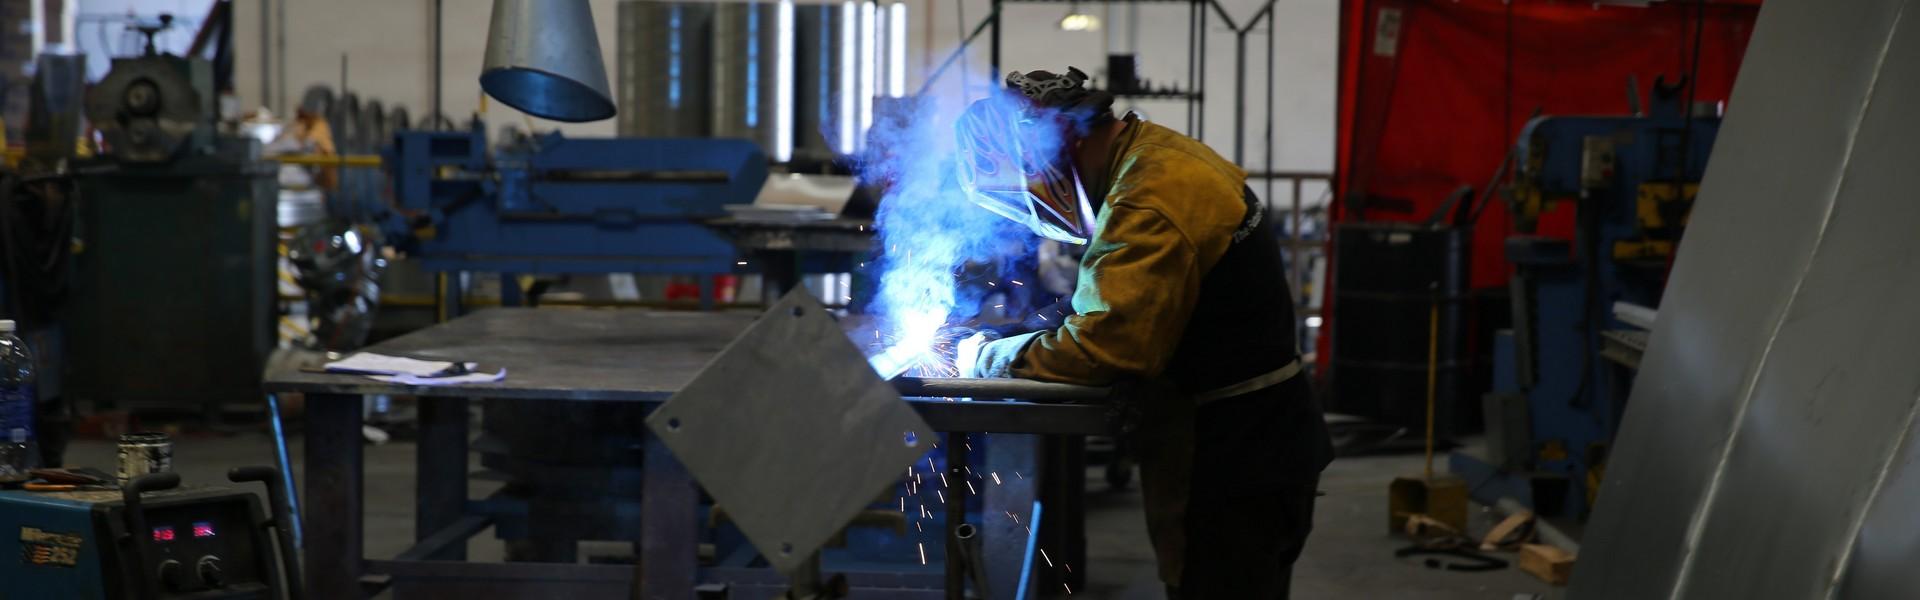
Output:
top-left (1450, 82), bottom-right (1720, 519)
top-left (0, 468), bottom-right (300, 599)
top-left (67, 25), bottom-right (277, 418)
top-left (380, 122), bottom-right (768, 281)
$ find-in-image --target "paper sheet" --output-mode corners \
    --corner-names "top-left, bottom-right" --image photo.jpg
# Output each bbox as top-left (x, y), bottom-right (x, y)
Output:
top-left (370, 369), bottom-right (507, 386)
top-left (325, 352), bottom-right (461, 377)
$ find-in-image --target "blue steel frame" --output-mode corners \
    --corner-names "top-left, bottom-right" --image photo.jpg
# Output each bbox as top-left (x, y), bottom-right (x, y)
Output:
top-left (1454, 106), bottom-right (1721, 519)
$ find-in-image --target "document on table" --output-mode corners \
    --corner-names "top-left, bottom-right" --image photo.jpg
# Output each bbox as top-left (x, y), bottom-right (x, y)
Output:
top-left (370, 369), bottom-right (507, 386)
top-left (325, 352), bottom-right (506, 385)
top-left (325, 352), bottom-right (462, 377)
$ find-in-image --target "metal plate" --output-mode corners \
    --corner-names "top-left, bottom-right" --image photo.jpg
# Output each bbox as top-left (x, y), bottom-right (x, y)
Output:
top-left (1573, 1), bottom-right (1920, 598)
top-left (645, 290), bottom-right (934, 574)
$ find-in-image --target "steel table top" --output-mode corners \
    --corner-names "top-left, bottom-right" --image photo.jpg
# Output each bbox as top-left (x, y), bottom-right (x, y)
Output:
top-left (263, 307), bottom-right (1116, 435)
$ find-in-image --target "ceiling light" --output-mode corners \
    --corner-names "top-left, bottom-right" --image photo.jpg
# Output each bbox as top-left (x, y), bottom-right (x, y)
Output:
top-left (1059, 2), bottom-right (1100, 32)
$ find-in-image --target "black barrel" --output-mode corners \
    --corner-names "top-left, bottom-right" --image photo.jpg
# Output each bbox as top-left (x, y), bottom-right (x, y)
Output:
top-left (1326, 223), bottom-right (1476, 439)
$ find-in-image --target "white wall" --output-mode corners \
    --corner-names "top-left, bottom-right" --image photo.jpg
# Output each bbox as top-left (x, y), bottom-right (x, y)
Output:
top-left (913, 0), bottom-right (1336, 207)
top-left (224, 0), bottom-right (1335, 204)
top-left (74, 0), bottom-right (212, 80)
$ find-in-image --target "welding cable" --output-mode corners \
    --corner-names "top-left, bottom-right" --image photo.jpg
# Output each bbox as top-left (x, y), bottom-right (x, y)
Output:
top-left (1016, 500), bottom-right (1044, 600)
top-left (1393, 544), bottom-right (1509, 572)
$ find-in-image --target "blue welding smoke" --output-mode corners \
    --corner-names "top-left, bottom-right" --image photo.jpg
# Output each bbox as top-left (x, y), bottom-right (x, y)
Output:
top-left (860, 91), bottom-right (1057, 376)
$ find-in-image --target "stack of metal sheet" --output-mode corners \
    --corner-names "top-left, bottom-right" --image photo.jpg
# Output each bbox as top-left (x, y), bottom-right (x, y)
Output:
top-left (1573, 0), bottom-right (1920, 598)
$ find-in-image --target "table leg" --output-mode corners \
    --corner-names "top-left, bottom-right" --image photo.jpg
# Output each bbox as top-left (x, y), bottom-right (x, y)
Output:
top-left (1039, 435), bottom-right (1087, 591)
top-left (416, 397), bottom-right (470, 560)
top-left (759, 249), bottom-right (800, 301)
top-left (635, 428), bottom-right (696, 600)
top-left (945, 432), bottom-right (970, 600)
top-left (306, 394), bottom-right (365, 599)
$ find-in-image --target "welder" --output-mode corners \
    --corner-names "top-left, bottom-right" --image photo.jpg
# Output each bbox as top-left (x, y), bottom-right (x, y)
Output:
top-left (955, 67), bottom-right (1333, 599)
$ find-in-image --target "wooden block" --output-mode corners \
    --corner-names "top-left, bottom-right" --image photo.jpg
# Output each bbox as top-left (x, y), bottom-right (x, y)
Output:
top-left (1388, 475), bottom-right (1470, 534)
top-left (1518, 543), bottom-right (1575, 586)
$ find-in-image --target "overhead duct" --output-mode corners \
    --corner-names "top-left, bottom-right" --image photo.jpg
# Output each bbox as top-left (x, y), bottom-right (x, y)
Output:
top-left (480, 0), bottom-right (617, 123)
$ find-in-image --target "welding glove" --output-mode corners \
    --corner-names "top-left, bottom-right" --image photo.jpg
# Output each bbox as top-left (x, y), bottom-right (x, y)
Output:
top-left (965, 331), bottom-right (1042, 379)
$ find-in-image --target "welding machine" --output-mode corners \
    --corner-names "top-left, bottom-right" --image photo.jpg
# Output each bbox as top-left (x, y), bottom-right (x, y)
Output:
top-left (0, 467), bottom-right (300, 599)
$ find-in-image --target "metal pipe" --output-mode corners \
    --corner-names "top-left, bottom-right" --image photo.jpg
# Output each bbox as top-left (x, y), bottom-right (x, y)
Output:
top-left (990, 0), bottom-right (1002, 78)
top-left (892, 377), bottom-right (1108, 401)
top-left (260, 0), bottom-right (270, 113)
top-left (1196, 0), bottom-right (1207, 141)
top-left (1186, 0), bottom-right (1197, 133)
top-left (276, 0), bottom-right (285, 113)
top-left (917, 8), bottom-right (997, 97)
top-left (1233, 30), bottom-right (1245, 163)
top-left (1265, 0), bottom-right (1276, 248)
top-left (432, 0), bottom-right (443, 128)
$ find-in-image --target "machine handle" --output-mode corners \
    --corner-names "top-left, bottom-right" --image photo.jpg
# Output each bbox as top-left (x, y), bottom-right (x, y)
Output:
top-left (121, 472), bottom-right (182, 598)
top-left (230, 466), bottom-right (305, 600)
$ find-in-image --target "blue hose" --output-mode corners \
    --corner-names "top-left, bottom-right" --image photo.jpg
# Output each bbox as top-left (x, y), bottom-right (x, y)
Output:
top-left (1016, 500), bottom-right (1043, 600)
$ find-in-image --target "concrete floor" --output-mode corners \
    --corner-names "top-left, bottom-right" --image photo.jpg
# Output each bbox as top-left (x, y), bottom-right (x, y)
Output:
top-left (66, 431), bottom-right (1561, 599)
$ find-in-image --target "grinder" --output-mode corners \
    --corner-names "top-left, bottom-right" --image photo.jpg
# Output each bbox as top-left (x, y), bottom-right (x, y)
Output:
top-left (0, 467), bottom-right (301, 599)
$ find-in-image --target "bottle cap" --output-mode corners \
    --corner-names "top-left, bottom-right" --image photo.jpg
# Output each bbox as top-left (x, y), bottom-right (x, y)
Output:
top-left (0, 320), bottom-right (15, 333)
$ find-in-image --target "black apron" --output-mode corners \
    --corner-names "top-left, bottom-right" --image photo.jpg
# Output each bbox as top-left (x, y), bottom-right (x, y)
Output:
top-left (1133, 186), bottom-right (1336, 595)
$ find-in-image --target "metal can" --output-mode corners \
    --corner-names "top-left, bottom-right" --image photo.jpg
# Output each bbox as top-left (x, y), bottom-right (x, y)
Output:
top-left (116, 432), bottom-right (173, 484)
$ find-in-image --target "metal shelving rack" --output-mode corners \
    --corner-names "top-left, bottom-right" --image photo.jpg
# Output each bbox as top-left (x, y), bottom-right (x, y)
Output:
top-left (990, 0), bottom-right (1210, 135)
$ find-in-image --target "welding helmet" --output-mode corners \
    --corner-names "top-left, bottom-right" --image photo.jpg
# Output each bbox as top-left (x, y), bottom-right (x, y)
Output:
top-left (954, 71), bottom-right (1101, 245)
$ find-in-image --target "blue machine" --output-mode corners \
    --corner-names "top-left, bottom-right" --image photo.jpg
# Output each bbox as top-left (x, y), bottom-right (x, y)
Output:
top-left (378, 121), bottom-right (768, 278)
top-left (1452, 87), bottom-right (1721, 519)
top-left (0, 470), bottom-right (299, 599)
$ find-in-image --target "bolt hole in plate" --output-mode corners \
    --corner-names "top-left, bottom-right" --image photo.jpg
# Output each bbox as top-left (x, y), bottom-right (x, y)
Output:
top-left (646, 290), bottom-right (934, 574)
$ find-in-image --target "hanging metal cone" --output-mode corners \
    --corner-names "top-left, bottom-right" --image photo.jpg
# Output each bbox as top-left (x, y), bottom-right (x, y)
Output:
top-left (480, 0), bottom-right (617, 122)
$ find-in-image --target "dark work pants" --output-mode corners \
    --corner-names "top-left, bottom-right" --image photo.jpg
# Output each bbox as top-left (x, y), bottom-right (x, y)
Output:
top-left (1173, 375), bottom-right (1325, 599)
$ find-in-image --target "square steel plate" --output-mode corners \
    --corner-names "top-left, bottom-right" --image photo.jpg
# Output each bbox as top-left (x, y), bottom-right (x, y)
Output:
top-left (645, 290), bottom-right (934, 574)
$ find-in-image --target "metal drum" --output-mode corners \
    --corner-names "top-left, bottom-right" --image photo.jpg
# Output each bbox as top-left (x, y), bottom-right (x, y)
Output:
top-left (616, 1), bottom-right (713, 137)
top-left (794, 3), bottom-right (853, 159)
top-left (710, 1), bottom-right (782, 152)
top-left (361, 99), bottom-right (388, 150)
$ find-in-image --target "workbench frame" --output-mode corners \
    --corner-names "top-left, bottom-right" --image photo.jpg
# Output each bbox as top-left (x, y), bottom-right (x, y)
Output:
top-left (265, 309), bottom-right (1114, 599)
top-left (297, 393), bottom-right (1110, 599)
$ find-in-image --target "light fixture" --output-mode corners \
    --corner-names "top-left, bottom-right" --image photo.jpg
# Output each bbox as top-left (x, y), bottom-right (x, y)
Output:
top-left (1058, 1), bottom-right (1100, 32)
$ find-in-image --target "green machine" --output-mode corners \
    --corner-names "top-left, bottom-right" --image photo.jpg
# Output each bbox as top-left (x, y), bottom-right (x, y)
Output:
top-left (68, 48), bottom-right (276, 418)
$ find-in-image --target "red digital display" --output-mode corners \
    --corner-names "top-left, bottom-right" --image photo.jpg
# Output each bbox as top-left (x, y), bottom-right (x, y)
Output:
top-left (192, 522), bottom-right (216, 538)
top-left (152, 526), bottom-right (175, 542)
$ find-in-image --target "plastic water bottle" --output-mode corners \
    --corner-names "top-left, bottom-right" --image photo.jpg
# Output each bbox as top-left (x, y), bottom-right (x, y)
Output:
top-left (0, 319), bottom-right (39, 474)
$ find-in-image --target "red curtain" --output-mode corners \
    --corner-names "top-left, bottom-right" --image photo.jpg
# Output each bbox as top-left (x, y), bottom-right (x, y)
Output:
top-left (1323, 0), bottom-right (1760, 357)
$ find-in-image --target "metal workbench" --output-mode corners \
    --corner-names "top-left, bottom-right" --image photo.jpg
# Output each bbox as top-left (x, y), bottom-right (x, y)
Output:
top-left (262, 308), bottom-right (1115, 599)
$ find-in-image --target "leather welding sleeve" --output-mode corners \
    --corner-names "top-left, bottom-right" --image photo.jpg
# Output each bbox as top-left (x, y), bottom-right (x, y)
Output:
top-left (995, 202), bottom-right (1206, 385)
